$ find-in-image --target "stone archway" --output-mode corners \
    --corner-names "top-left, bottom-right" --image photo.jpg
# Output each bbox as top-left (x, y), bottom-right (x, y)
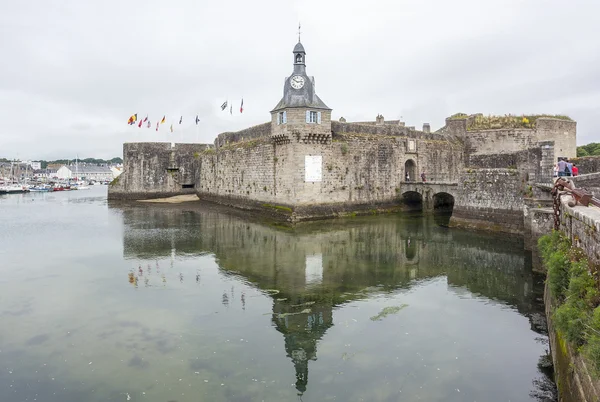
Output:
top-left (433, 192), bottom-right (455, 226)
top-left (401, 191), bottom-right (423, 211)
top-left (404, 159), bottom-right (416, 182)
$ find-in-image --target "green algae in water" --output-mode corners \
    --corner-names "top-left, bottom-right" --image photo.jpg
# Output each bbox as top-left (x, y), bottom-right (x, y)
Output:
top-left (264, 289), bottom-right (280, 295)
top-left (290, 301), bottom-right (316, 307)
top-left (277, 308), bottom-right (312, 318)
top-left (370, 304), bottom-right (409, 321)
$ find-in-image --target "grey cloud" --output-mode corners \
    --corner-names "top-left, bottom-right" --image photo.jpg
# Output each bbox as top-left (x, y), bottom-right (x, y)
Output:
top-left (0, 0), bottom-right (598, 159)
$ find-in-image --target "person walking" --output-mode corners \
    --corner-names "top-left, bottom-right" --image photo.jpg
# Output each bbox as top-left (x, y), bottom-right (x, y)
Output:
top-left (557, 158), bottom-right (567, 177)
top-left (572, 163), bottom-right (579, 176)
top-left (566, 159), bottom-right (573, 177)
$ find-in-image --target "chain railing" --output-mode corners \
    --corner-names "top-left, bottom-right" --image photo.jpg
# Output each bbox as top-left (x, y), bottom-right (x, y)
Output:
top-left (551, 177), bottom-right (600, 230)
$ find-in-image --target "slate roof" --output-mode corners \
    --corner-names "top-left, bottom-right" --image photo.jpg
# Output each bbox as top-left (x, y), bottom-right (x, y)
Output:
top-left (293, 41), bottom-right (306, 54)
top-left (271, 93), bottom-right (330, 111)
top-left (65, 165), bottom-right (112, 174)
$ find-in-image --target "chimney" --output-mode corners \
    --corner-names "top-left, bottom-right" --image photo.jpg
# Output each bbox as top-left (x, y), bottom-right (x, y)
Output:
top-left (423, 123), bottom-right (430, 133)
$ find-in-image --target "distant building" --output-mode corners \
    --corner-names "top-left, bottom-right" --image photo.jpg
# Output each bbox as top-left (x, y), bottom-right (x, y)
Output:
top-left (0, 162), bottom-right (33, 181)
top-left (21, 160), bottom-right (42, 170)
top-left (56, 165), bottom-right (113, 181)
top-left (33, 169), bottom-right (58, 180)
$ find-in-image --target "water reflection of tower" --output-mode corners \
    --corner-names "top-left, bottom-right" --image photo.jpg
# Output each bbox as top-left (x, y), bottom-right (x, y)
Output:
top-left (271, 296), bottom-right (334, 395)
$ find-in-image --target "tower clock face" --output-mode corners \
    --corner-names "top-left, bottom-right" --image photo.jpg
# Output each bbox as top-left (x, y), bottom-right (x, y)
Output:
top-left (290, 75), bottom-right (305, 89)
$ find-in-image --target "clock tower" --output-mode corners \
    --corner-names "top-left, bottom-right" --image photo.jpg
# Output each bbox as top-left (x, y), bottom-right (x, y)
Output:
top-left (271, 39), bottom-right (332, 145)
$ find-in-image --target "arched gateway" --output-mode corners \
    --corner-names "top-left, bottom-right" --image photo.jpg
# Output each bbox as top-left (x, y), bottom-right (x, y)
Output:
top-left (400, 184), bottom-right (456, 218)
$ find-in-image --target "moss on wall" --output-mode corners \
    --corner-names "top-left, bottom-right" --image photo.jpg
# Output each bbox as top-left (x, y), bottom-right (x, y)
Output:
top-left (539, 231), bottom-right (600, 375)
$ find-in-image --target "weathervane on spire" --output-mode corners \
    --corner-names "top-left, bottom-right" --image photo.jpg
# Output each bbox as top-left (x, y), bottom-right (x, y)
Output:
top-left (298, 22), bottom-right (301, 42)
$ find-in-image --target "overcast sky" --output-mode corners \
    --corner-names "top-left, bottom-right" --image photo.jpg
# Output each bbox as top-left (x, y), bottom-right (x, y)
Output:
top-left (0, 0), bottom-right (598, 160)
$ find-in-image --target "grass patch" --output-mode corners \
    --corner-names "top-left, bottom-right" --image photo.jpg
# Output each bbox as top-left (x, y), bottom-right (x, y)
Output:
top-left (109, 176), bottom-right (120, 186)
top-left (539, 231), bottom-right (600, 374)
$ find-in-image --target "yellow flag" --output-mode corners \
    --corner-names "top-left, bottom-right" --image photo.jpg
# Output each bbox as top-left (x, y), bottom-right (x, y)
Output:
top-left (161, 116), bottom-right (166, 124)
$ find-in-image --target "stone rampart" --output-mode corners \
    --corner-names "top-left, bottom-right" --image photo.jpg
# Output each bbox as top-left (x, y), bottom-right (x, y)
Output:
top-left (108, 142), bottom-right (208, 200)
top-left (441, 116), bottom-right (576, 160)
top-left (572, 155), bottom-right (600, 174)
top-left (535, 118), bottom-right (577, 159)
top-left (331, 121), bottom-right (447, 140)
top-left (468, 146), bottom-right (544, 183)
top-left (450, 168), bottom-right (526, 233)
top-left (196, 131), bottom-right (463, 219)
top-left (214, 122), bottom-right (271, 149)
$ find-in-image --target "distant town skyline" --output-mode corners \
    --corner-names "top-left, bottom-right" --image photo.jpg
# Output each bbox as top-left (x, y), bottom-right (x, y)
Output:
top-left (1, 0), bottom-right (598, 159)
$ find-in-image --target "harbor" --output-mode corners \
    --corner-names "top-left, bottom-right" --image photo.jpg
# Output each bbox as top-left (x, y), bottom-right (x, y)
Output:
top-left (0, 159), bottom-right (118, 193)
top-left (0, 185), bottom-right (554, 402)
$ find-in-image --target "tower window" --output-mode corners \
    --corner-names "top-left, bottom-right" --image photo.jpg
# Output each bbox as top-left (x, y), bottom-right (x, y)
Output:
top-left (296, 54), bottom-right (303, 63)
top-left (277, 111), bottom-right (287, 125)
top-left (306, 111), bottom-right (321, 124)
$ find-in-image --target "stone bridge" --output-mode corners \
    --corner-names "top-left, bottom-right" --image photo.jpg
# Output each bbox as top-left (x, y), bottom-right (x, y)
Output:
top-left (400, 181), bottom-right (459, 211)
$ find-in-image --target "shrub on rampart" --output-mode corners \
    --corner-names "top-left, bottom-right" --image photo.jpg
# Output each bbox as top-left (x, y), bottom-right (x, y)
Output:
top-left (467, 114), bottom-right (572, 131)
top-left (539, 231), bottom-right (600, 374)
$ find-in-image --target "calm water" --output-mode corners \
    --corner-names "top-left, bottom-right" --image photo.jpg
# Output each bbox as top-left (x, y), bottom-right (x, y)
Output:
top-left (0, 187), bottom-right (553, 402)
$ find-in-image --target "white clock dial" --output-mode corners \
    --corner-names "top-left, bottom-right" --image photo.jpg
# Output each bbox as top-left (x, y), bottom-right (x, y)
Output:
top-left (290, 75), bottom-right (305, 89)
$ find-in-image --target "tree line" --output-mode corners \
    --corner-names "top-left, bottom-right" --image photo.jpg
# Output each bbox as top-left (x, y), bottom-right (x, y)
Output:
top-left (577, 143), bottom-right (600, 157)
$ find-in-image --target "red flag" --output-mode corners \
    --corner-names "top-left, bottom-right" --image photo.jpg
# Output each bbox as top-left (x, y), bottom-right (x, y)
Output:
top-left (138, 119), bottom-right (143, 128)
top-left (143, 115), bottom-right (148, 122)
top-left (240, 98), bottom-right (244, 113)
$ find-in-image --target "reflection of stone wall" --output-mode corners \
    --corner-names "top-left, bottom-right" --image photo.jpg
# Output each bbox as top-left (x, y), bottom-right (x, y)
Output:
top-left (118, 205), bottom-right (532, 310)
top-left (116, 204), bottom-right (536, 395)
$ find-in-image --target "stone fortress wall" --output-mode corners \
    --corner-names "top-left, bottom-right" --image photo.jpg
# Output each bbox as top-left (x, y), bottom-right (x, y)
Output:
top-left (108, 38), bottom-right (589, 233)
top-left (109, 111), bottom-right (582, 233)
top-left (195, 115), bottom-right (464, 219)
top-left (108, 142), bottom-right (209, 200)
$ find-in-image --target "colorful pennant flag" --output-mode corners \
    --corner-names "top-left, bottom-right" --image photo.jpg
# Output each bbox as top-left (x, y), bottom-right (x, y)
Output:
top-left (195, 115), bottom-right (200, 125)
top-left (156, 121), bottom-right (159, 131)
top-left (240, 98), bottom-right (244, 114)
top-left (221, 101), bottom-right (227, 111)
top-left (127, 113), bottom-right (137, 125)
top-left (170, 124), bottom-right (173, 133)
top-left (179, 116), bottom-right (182, 124)
top-left (147, 120), bottom-right (151, 128)
top-left (161, 116), bottom-right (166, 124)
top-left (138, 119), bottom-right (143, 128)
top-left (143, 115), bottom-right (148, 122)
top-left (230, 103), bottom-right (232, 115)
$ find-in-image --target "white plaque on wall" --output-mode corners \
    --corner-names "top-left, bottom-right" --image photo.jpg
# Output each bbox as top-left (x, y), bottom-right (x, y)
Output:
top-left (304, 155), bottom-right (322, 182)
